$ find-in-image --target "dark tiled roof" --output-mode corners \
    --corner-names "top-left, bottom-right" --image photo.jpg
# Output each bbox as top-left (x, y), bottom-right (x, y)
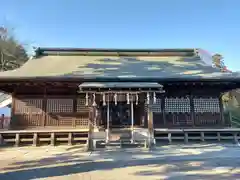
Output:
top-left (0, 48), bottom-right (237, 81)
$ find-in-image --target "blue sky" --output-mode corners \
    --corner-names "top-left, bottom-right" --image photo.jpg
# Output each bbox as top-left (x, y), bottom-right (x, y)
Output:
top-left (0, 0), bottom-right (240, 71)
top-left (0, 0), bottom-right (240, 115)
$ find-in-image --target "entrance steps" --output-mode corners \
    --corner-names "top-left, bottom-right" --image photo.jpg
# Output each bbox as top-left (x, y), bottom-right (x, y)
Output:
top-left (94, 139), bottom-right (148, 149)
top-left (92, 128), bottom-right (150, 149)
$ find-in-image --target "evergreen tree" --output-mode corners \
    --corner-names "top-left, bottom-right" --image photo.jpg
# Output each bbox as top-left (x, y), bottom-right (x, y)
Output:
top-left (212, 53), bottom-right (230, 72)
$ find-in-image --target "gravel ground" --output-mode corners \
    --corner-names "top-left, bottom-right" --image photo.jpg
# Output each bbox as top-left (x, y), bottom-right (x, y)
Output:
top-left (0, 143), bottom-right (240, 180)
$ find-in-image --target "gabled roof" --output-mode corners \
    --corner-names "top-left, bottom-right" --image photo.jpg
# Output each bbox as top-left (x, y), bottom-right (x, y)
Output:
top-left (0, 47), bottom-right (238, 82)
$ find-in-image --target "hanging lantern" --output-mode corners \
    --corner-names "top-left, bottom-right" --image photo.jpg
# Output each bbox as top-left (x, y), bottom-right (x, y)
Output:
top-left (102, 93), bottom-right (106, 106)
top-left (127, 93), bottom-right (130, 104)
top-left (136, 94), bottom-right (138, 105)
top-left (114, 93), bottom-right (117, 105)
top-left (92, 93), bottom-right (97, 106)
top-left (85, 93), bottom-right (89, 106)
top-left (153, 92), bottom-right (156, 104)
top-left (146, 92), bottom-right (150, 105)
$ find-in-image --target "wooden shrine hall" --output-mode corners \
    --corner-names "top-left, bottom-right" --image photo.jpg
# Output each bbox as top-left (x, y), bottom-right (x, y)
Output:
top-left (0, 48), bottom-right (240, 148)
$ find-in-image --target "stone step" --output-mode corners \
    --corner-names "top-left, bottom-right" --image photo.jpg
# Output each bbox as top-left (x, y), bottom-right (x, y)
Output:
top-left (94, 138), bottom-right (149, 149)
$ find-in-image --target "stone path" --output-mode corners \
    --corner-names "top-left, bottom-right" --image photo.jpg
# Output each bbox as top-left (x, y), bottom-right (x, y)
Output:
top-left (0, 143), bottom-right (240, 180)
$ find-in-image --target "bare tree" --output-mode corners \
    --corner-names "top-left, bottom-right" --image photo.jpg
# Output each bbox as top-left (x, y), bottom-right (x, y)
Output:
top-left (0, 27), bottom-right (28, 71)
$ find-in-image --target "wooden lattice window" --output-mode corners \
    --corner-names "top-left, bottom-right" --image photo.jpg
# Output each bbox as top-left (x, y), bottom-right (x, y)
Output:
top-left (165, 97), bottom-right (190, 113)
top-left (145, 98), bottom-right (162, 112)
top-left (15, 99), bottom-right (43, 114)
top-left (47, 99), bottom-right (73, 113)
top-left (75, 114), bottom-right (89, 127)
top-left (76, 98), bottom-right (89, 112)
top-left (173, 114), bottom-right (193, 125)
top-left (193, 98), bottom-right (220, 113)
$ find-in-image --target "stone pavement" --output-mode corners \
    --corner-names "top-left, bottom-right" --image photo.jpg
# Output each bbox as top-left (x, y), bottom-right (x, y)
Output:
top-left (0, 143), bottom-right (240, 180)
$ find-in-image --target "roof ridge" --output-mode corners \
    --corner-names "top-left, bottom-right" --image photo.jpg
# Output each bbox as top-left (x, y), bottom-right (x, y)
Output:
top-left (37, 47), bottom-right (196, 52)
top-left (35, 47), bottom-right (197, 57)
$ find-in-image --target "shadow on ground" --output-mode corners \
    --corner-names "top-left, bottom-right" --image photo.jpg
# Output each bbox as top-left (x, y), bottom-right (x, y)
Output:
top-left (0, 144), bottom-right (240, 180)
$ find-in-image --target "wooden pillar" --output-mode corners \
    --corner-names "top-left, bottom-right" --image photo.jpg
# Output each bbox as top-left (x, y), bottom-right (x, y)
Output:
top-left (33, 133), bottom-right (38, 146)
top-left (200, 132), bottom-right (205, 142)
top-left (219, 93), bottom-right (225, 126)
top-left (168, 132), bottom-right (172, 144)
top-left (42, 87), bottom-right (47, 126)
top-left (139, 94), bottom-right (145, 127)
top-left (87, 97), bottom-right (95, 151)
top-left (130, 101), bottom-right (134, 143)
top-left (184, 132), bottom-right (188, 143)
top-left (15, 133), bottom-right (20, 147)
top-left (68, 132), bottom-right (72, 145)
top-left (50, 132), bottom-right (55, 146)
top-left (0, 134), bottom-right (3, 145)
top-left (106, 94), bottom-right (110, 142)
top-left (73, 95), bottom-right (77, 127)
top-left (161, 96), bottom-right (166, 126)
top-left (189, 94), bottom-right (195, 127)
top-left (217, 132), bottom-right (221, 141)
top-left (11, 89), bottom-right (16, 129)
top-left (95, 94), bottom-right (100, 127)
top-left (147, 107), bottom-right (154, 148)
top-left (234, 132), bottom-right (238, 144)
top-left (88, 111), bottom-right (94, 150)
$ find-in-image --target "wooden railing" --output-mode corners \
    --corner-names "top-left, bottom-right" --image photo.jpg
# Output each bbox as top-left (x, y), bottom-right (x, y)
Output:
top-left (2, 128), bottom-right (240, 149)
top-left (0, 129), bottom-right (89, 147)
top-left (154, 128), bottom-right (240, 144)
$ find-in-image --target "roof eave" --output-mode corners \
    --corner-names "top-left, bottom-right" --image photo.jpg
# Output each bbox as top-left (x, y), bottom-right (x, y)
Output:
top-left (0, 76), bottom-right (239, 83)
